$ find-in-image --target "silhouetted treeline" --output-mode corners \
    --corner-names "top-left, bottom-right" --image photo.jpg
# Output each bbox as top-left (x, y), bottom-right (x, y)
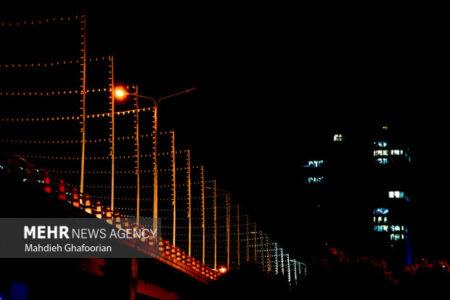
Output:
top-left (202, 248), bottom-right (449, 299)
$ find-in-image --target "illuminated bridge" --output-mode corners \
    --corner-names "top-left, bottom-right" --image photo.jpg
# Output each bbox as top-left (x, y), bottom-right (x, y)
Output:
top-left (0, 15), bottom-right (306, 299)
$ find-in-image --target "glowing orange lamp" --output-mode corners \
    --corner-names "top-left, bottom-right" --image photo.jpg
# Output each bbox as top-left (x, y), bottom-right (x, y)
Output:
top-left (114, 86), bottom-right (128, 102)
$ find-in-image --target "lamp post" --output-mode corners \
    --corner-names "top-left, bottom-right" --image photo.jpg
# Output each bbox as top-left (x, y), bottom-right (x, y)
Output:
top-left (253, 224), bottom-right (257, 263)
top-left (226, 193), bottom-right (230, 269)
top-left (115, 86), bottom-right (196, 232)
top-left (237, 204), bottom-right (240, 267)
top-left (245, 215), bottom-right (250, 262)
top-left (186, 150), bottom-right (192, 256)
top-left (260, 230), bottom-right (264, 271)
top-left (79, 15), bottom-right (87, 197)
top-left (205, 186), bottom-right (232, 270)
top-left (200, 165), bottom-right (206, 264)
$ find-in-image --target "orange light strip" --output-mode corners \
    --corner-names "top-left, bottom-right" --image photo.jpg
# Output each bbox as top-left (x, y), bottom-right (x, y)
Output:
top-left (0, 57), bottom-right (107, 70)
top-left (0, 15), bottom-right (83, 28)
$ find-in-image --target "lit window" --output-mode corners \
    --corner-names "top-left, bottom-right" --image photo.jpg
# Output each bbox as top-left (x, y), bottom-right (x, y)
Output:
top-left (374, 150), bottom-right (389, 156)
top-left (374, 208), bottom-right (389, 215)
top-left (389, 234), bottom-right (402, 241)
top-left (391, 225), bottom-right (402, 232)
top-left (389, 191), bottom-right (405, 199)
top-left (390, 149), bottom-right (404, 156)
top-left (376, 141), bottom-right (388, 148)
top-left (376, 158), bottom-right (388, 164)
top-left (374, 225), bottom-right (384, 232)
top-left (307, 177), bottom-right (324, 184)
top-left (383, 226), bottom-right (389, 232)
top-left (304, 160), bottom-right (324, 168)
top-left (333, 134), bottom-right (344, 142)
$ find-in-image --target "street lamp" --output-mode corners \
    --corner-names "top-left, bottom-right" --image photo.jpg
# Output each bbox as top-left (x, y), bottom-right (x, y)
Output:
top-left (114, 86), bottom-right (197, 234)
top-left (115, 87), bottom-right (126, 98)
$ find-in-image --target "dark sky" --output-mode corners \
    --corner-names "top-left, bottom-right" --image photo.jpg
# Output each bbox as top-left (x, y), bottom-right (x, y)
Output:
top-left (2, 5), bottom-right (448, 258)
top-left (105, 7), bottom-right (446, 258)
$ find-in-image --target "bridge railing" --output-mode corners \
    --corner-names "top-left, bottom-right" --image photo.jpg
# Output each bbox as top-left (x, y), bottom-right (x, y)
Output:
top-left (0, 152), bottom-right (219, 281)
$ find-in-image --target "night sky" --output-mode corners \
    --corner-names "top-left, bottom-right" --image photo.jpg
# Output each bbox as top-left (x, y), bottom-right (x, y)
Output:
top-left (2, 5), bottom-right (448, 258)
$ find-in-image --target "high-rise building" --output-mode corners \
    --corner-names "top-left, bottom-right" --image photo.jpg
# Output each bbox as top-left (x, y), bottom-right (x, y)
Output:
top-left (369, 124), bottom-right (412, 268)
top-left (298, 123), bottom-right (413, 268)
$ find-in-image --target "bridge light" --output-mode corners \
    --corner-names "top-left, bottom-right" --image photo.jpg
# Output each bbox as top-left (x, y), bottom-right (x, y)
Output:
top-left (104, 206), bottom-right (112, 224)
top-left (113, 211), bottom-right (121, 228)
top-left (94, 201), bottom-right (103, 219)
top-left (58, 179), bottom-right (66, 201)
top-left (42, 171), bottom-right (51, 194)
top-left (83, 195), bottom-right (92, 214)
top-left (104, 206), bottom-right (112, 218)
top-left (72, 187), bottom-right (80, 208)
top-left (218, 266), bottom-right (228, 274)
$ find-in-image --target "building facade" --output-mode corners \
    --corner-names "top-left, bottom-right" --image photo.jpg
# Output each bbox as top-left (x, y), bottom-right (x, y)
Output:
top-left (299, 123), bottom-right (413, 268)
